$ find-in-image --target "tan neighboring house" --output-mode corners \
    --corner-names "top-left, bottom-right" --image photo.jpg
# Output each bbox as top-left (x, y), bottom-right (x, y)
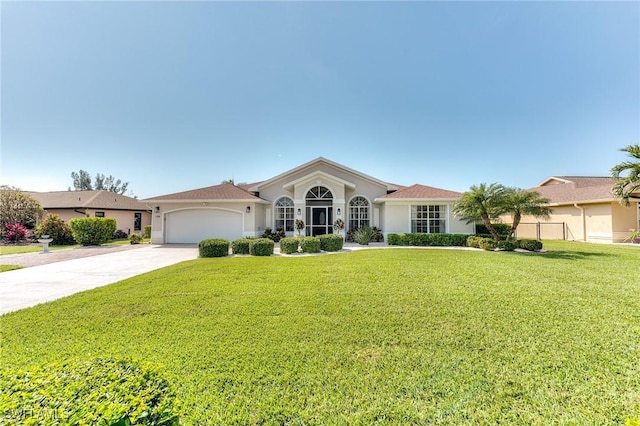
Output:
top-left (511, 176), bottom-right (640, 243)
top-left (27, 190), bottom-right (152, 235)
top-left (144, 157), bottom-right (474, 244)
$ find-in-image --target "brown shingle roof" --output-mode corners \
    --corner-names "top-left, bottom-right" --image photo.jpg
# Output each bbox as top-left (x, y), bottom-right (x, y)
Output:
top-left (379, 184), bottom-right (461, 200)
top-left (26, 190), bottom-right (150, 211)
top-left (531, 176), bottom-right (616, 204)
top-left (144, 183), bottom-right (263, 202)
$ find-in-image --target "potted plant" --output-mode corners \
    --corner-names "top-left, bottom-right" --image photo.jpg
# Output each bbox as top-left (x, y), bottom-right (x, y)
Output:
top-left (333, 218), bottom-right (345, 234)
top-left (623, 229), bottom-right (640, 244)
top-left (294, 218), bottom-right (305, 236)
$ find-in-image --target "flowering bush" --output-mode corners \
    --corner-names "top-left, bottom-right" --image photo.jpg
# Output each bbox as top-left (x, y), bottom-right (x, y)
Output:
top-left (333, 218), bottom-right (345, 232)
top-left (3, 223), bottom-right (28, 243)
top-left (294, 218), bottom-right (305, 236)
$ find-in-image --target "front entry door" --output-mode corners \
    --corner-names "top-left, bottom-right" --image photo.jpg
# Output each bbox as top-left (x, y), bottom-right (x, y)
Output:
top-left (308, 207), bottom-right (333, 236)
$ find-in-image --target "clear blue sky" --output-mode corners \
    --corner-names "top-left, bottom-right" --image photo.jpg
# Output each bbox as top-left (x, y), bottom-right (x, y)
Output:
top-left (1, 1), bottom-right (638, 199)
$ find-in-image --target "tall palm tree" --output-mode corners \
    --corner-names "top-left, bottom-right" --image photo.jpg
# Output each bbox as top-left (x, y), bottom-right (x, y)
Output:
top-left (611, 144), bottom-right (640, 206)
top-left (504, 188), bottom-right (552, 239)
top-left (453, 183), bottom-right (508, 242)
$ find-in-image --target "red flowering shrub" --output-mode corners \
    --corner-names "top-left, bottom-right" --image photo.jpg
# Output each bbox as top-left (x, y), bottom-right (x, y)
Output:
top-left (3, 223), bottom-right (28, 243)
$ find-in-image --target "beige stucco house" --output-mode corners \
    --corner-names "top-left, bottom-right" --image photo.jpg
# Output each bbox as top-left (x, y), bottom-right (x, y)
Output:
top-left (27, 190), bottom-right (151, 235)
top-left (144, 157), bottom-right (474, 244)
top-left (511, 176), bottom-right (640, 243)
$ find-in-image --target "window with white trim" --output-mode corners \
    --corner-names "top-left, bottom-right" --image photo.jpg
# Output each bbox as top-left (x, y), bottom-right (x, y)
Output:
top-left (275, 197), bottom-right (295, 232)
top-left (349, 196), bottom-right (370, 230)
top-left (411, 205), bottom-right (446, 234)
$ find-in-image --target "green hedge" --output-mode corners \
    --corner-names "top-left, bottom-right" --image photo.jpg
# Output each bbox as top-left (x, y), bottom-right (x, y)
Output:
top-left (250, 238), bottom-right (274, 256)
top-left (0, 358), bottom-right (180, 425)
top-left (143, 225), bottom-right (152, 239)
top-left (319, 234), bottom-right (343, 252)
top-left (231, 238), bottom-right (252, 255)
top-left (391, 233), bottom-right (469, 247)
top-left (279, 237), bottom-right (301, 254)
top-left (199, 238), bottom-right (229, 257)
top-left (69, 217), bottom-right (117, 246)
top-left (518, 239), bottom-right (543, 251)
top-left (497, 240), bottom-right (518, 251)
top-left (387, 233), bottom-right (407, 246)
top-left (478, 238), bottom-right (498, 251)
top-left (301, 236), bottom-right (321, 253)
top-left (475, 223), bottom-right (511, 238)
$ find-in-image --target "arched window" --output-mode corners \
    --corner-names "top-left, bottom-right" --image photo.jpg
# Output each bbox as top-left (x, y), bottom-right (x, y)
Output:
top-left (349, 196), bottom-right (370, 230)
top-left (305, 186), bottom-right (333, 205)
top-left (275, 197), bottom-right (294, 232)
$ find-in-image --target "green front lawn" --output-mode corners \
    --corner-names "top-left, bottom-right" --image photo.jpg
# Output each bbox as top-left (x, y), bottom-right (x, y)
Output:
top-left (0, 244), bottom-right (78, 255)
top-left (1, 241), bottom-right (638, 424)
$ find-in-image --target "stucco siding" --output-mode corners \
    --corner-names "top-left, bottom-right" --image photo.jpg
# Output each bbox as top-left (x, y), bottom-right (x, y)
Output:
top-left (41, 208), bottom-right (151, 235)
top-left (611, 201), bottom-right (639, 242)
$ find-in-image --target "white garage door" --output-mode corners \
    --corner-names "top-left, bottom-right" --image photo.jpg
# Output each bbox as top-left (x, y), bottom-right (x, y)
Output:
top-left (165, 209), bottom-right (243, 244)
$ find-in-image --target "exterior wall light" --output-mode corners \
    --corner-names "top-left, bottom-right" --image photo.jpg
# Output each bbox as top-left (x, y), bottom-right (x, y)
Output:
top-left (337, 208), bottom-right (341, 216)
top-left (297, 208), bottom-right (302, 216)
top-left (246, 206), bottom-right (251, 213)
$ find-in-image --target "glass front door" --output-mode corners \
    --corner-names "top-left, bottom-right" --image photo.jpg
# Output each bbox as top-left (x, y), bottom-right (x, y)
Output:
top-left (306, 206), bottom-right (333, 236)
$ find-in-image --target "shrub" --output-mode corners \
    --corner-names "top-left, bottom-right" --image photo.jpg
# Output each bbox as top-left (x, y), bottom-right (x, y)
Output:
top-left (0, 358), bottom-right (180, 425)
top-left (129, 233), bottom-right (143, 244)
top-left (199, 238), bottom-right (229, 257)
top-left (143, 225), bottom-right (152, 239)
top-left (301, 236), bottom-right (321, 253)
top-left (477, 237), bottom-right (497, 251)
top-left (3, 223), bottom-right (28, 243)
top-left (426, 233), bottom-right (468, 247)
top-left (34, 214), bottom-right (75, 245)
top-left (405, 233), bottom-right (429, 246)
top-left (497, 240), bottom-right (518, 251)
top-left (475, 223), bottom-right (510, 238)
top-left (466, 235), bottom-right (482, 248)
top-left (250, 238), bottom-right (274, 256)
top-left (518, 239), bottom-right (543, 251)
top-left (354, 226), bottom-right (375, 245)
top-left (113, 229), bottom-right (129, 239)
top-left (69, 217), bottom-right (117, 246)
top-left (279, 237), bottom-right (301, 254)
top-left (231, 238), bottom-right (251, 255)
top-left (387, 233), bottom-right (407, 246)
top-left (371, 227), bottom-right (384, 242)
top-left (261, 227), bottom-right (286, 242)
top-left (319, 234), bottom-right (343, 252)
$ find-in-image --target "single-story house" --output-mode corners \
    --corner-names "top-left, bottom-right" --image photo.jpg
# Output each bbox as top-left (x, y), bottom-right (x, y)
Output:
top-left (510, 176), bottom-right (640, 243)
top-left (27, 190), bottom-right (152, 235)
top-left (144, 157), bottom-right (475, 244)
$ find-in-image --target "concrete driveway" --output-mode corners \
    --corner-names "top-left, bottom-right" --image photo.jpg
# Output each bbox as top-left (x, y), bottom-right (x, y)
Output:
top-left (0, 245), bottom-right (198, 315)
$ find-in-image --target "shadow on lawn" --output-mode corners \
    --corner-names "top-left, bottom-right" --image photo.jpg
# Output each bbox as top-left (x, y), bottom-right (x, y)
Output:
top-left (537, 250), bottom-right (614, 261)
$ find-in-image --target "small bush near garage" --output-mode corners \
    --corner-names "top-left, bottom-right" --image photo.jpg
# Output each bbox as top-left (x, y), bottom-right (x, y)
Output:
top-left (280, 237), bottom-right (301, 254)
top-left (518, 239), bottom-right (543, 251)
top-left (319, 234), bottom-right (343, 252)
top-left (143, 225), bottom-right (152, 238)
top-left (250, 238), bottom-right (274, 256)
top-left (0, 358), bottom-right (180, 425)
top-left (261, 227), bottom-right (286, 242)
top-left (34, 214), bottom-right (75, 245)
top-left (301, 237), bottom-right (321, 253)
top-left (113, 229), bottom-right (129, 239)
top-left (69, 217), bottom-right (117, 246)
top-left (387, 233), bottom-right (407, 246)
top-left (199, 238), bottom-right (229, 258)
top-left (129, 233), bottom-right (143, 244)
top-left (231, 238), bottom-right (252, 255)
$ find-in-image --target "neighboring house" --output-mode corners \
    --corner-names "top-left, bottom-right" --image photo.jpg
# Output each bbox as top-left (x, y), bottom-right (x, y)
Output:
top-left (144, 157), bottom-right (474, 244)
top-left (511, 176), bottom-right (640, 243)
top-left (27, 190), bottom-right (152, 235)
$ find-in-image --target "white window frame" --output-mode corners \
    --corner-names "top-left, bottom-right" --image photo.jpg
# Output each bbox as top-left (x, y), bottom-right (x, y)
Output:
top-left (411, 205), bottom-right (446, 234)
top-left (274, 197), bottom-right (295, 232)
top-left (348, 196), bottom-right (370, 230)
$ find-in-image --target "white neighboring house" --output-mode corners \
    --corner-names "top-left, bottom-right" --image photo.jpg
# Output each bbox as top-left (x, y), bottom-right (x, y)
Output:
top-left (144, 157), bottom-right (474, 244)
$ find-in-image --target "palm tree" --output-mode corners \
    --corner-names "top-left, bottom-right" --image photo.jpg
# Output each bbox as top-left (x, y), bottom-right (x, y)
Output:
top-left (453, 183), bottom-right (509, 242)
top-left (504, 188), bottom-right (552, 239)
top-left (611, 144), bottom-right (640, 206)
